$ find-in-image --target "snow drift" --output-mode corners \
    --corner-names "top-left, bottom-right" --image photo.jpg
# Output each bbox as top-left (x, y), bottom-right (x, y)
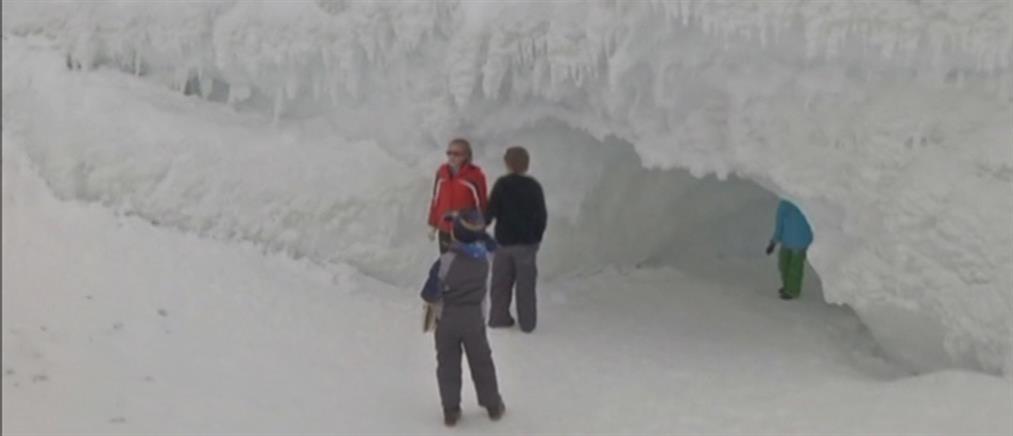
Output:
top-left (2, 1), bottom-right (1011, 375)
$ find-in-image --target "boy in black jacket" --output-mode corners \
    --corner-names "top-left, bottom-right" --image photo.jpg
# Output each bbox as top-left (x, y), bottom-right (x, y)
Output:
top-left (485, 146), bottom-right (547, 333)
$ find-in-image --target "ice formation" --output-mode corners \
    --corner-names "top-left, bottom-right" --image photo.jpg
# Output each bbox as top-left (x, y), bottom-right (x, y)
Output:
top-left (2, 1), bottom-right (1011, 375)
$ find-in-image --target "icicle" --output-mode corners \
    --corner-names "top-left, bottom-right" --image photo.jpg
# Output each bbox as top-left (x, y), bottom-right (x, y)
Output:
top-left (273, 87), bottom-right (283, 125)
top-left (999, 74), bottom-right (1010, 103)
top-left (203, 76), bottom-right (215, 99)
top-left (285, 73), bottom-right (300, 101)
top-left (975, 41), bottom-right (986, 73)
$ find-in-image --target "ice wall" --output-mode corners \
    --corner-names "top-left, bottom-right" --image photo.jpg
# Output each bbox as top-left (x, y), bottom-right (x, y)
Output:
top-left (3, 1), bottom-right (1011, 375)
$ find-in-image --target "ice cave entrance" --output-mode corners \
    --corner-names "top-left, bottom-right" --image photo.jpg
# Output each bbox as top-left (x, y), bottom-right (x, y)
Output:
top-left (480, 119), bottom-right (825, 302)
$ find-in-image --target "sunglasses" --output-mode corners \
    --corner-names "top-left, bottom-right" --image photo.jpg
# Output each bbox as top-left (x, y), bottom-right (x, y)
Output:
top-left (446, 151), bottom-right (465, 157)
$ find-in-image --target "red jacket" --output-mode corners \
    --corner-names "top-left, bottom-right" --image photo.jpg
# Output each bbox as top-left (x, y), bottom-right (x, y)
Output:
top-left (428, 163), bottom-right (488, 232)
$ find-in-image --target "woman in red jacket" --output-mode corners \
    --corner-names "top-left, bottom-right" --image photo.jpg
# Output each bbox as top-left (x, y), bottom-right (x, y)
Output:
top-left (428, 138), bottom-right (488, 253)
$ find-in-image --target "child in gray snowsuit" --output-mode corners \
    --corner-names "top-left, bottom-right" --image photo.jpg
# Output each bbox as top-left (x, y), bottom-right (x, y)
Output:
top-left (420, 210), bottom-right (505, 427)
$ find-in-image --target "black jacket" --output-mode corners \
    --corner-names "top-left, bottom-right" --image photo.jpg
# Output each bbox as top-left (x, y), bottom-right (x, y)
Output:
top-left (486, 174), bottom-right (547, 245)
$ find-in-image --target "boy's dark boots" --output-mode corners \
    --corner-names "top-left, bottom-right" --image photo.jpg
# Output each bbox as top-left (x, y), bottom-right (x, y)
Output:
top-left (444, 407), bottom-right (461, 427)
top-left (487, 402), bottom-right (506, 421)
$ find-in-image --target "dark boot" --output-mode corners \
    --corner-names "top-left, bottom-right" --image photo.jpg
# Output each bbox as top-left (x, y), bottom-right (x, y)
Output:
top-left (444, 407), bottom-right (461, 427)
top-left (487, 402), bottom-right (505, 421)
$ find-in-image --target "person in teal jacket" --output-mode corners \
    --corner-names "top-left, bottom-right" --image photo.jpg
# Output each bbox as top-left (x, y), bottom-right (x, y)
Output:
top-left (765, 199), bottom-right (813, 300)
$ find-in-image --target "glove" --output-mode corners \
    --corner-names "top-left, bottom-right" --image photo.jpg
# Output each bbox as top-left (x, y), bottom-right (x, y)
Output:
top-left (427, 226), bottom-right (437, 241)
top-left (423, 302), bottom-right (442, 333)
top-left (765, 241), bottom-right (776, 255)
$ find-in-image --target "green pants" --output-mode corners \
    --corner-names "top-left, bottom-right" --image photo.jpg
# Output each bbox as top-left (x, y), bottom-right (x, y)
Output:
top-left (778, 247), bottom-right (806, 298)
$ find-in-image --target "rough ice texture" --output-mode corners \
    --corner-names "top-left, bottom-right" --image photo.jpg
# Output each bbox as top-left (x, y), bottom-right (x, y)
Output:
top-left (2, 1), bottom-right (1011, 374)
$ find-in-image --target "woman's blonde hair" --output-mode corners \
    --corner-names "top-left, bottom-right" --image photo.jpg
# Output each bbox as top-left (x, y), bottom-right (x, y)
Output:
top-left (449, 138), bottom-right (473, 164)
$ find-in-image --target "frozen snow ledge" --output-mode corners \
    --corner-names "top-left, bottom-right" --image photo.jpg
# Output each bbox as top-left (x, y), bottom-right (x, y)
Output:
top-left (3, 1), bottom-right (1012, 375)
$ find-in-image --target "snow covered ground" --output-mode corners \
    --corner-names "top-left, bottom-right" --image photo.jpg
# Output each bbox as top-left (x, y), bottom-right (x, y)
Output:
top-left (4, 129), bottom-right (1011, 434)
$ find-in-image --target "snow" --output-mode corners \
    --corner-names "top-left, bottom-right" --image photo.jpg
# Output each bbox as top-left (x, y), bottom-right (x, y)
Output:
top-left (4, 130), bottom-right (1011, 433)
top-left (4, 1), bottom-right (1010, 375)
top-left (1, 1), bottom-right (1012, 430)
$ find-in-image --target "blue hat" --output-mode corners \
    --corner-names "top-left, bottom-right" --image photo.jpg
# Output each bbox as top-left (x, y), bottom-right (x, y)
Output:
top-left (451, 209), bottom-right (485, 243)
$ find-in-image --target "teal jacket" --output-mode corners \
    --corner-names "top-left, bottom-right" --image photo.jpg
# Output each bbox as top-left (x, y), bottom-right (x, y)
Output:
top-left (772, 200), bottom-right (813, 250)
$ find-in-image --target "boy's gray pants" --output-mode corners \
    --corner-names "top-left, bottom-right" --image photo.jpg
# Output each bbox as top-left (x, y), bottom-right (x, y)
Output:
top-left (435, 306), bottom-right (502, 410)
top-left (489, 244), bottom-right (539, 332)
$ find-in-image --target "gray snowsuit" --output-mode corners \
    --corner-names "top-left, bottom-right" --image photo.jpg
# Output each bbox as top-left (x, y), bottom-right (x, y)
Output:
top-left (421, 241), bottom-right (503, 411)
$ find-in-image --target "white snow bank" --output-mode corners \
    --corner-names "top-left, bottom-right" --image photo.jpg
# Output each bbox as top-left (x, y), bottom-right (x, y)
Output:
top-left (2, 1), bottom-right (1011, 376)
top-left (2, 38), bottom-right (443, 284)
top-left (0, 37), bottom-right (779, 287)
